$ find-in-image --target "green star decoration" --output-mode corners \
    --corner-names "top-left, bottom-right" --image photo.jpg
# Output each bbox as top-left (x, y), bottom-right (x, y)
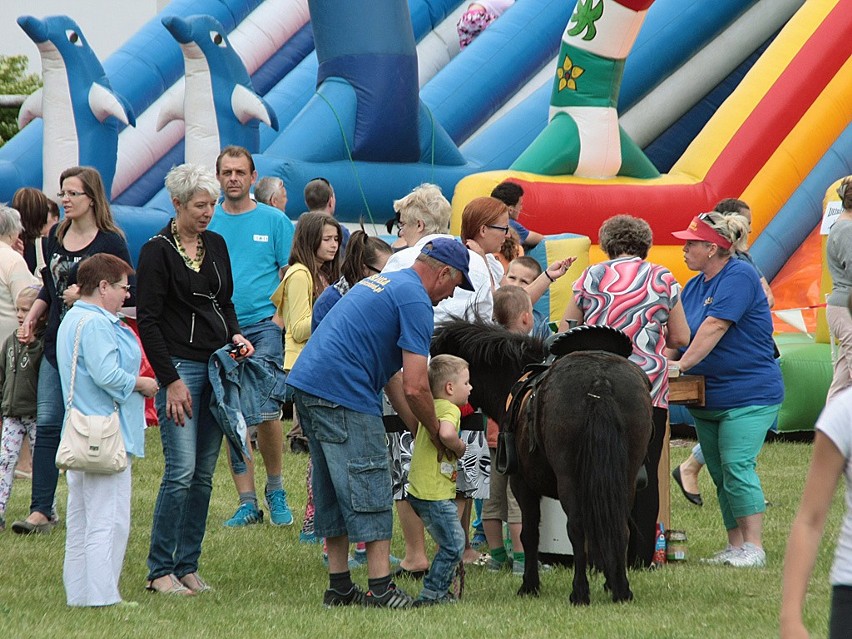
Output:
top-left (567, 0), bottom-right (604, 41)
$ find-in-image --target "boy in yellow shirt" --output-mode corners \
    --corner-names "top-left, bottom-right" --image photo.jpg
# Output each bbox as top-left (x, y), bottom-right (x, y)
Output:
top-left (407, 354), bottom-right (471, 606)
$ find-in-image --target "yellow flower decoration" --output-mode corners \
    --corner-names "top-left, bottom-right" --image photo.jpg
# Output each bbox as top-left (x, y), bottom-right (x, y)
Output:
top-left (557, 55), bottom-right (584, 91)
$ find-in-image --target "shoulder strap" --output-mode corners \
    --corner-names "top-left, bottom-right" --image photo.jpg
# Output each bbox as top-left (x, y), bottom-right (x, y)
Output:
top-left (65, 317), bottom-right (87, 411)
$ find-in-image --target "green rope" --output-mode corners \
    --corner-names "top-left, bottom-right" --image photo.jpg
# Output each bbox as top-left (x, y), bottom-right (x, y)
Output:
top-left (316, 91), bottom-right (376, 230)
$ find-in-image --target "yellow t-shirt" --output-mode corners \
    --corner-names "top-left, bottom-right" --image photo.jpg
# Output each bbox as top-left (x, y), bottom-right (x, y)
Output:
top-left (407, 398), bottom-right (460, 501)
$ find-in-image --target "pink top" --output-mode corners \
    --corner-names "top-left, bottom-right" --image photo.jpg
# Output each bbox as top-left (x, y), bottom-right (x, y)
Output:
top-left (573, 257), bottom-right (680, 408)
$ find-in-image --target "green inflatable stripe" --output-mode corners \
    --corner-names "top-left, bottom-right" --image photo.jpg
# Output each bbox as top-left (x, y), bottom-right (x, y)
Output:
top-left (618, 126), bottom-right (660, 178)
top-left (510, 113), bottom-right (580, 175)
top-left (777, 338), bottom-right (832, 432)
top-left (550, 44), bottom-right (623, 110)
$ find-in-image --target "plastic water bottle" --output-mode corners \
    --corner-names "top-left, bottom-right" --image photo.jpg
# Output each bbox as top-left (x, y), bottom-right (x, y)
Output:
top-left (653, 522), bottom-right (667, 566)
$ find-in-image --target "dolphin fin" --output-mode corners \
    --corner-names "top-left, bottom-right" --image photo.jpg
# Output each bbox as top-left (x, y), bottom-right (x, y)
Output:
top-left (18, 89), bottom-right (43, 128)
top-left (157, 85), bottom-right (186, 132)
top-left (231, 85), bottom-right (279, 131)
top-left (89, 82), bottom-right (134, 127)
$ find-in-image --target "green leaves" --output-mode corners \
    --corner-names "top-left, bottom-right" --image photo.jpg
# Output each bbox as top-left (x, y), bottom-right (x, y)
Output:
top-left (567, 0), bottom-right (605, 41)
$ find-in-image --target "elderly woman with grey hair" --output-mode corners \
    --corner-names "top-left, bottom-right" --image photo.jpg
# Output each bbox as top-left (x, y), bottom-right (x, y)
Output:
top-left (0, 205), bottom-right (39, 339)
top-left (559, 214), bottom-right (690, 568)
top-left (137, 163), bottom-right (253, 595)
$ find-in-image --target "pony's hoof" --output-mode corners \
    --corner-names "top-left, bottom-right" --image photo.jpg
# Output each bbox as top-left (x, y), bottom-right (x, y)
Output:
top-left (613, 589), bottom-right (634, 604)
top-left (570, 594), bottom-right (590, 606)
top-left (517, 583), bottom-right (540, 597)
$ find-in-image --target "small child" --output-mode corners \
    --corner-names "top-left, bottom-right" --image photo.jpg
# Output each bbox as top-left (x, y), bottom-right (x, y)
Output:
top-left (480, 286), bottom-right (534, 573)
top-left (504, 257), bottom-right (553, 338)
top-left (0, 286), bottom-right (45, 531)
top-left (407, 354), bottom-right (471, 606)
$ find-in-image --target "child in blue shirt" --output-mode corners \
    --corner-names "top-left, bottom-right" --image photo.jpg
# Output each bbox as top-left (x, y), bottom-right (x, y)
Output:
top-left (407, 354), bottom-right (470, 606)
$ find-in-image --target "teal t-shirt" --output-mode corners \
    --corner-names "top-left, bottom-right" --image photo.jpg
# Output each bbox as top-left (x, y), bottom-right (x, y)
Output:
top-left (208, 202), bottom-right (295, 327)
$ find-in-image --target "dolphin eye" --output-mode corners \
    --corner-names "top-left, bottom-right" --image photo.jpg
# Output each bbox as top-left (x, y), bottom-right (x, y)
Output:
top-left (65, 30), bottom-right (83, 46)
top-left (209, 31), bottom-right (226, 47)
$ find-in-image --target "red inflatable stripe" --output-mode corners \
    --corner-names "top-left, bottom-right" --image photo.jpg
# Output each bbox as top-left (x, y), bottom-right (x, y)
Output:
top-left (611, 0), bottom-right (655, 11)
top-left (704, 0), bottom-right (852, 192)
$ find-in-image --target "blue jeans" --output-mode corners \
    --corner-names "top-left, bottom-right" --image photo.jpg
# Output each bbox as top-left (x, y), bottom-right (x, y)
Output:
top-left (239, 318), bottom-right (285, 421)
top-left (30, 358), bottom-right (64, 518)
top-left (407, 496), bottom-right (464, 599)
top-left (292, 389), bottom-right (392, 542)
top-left (147, 359), bottom-right (223, 580)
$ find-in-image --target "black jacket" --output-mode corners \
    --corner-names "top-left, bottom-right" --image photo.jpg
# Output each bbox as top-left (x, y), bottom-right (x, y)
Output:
top-left (136, 223), bottom-right (240, 387)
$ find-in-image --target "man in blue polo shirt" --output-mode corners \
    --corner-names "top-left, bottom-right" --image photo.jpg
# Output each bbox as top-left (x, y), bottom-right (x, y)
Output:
top-left (287, 238), bottom-right (474, 609)
top-left (208, 145), bottom-right (296, 528)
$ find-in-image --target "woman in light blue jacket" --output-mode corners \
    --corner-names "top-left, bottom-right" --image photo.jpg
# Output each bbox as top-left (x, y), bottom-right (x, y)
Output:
top-left (56, 254), bottom-right (158, 607)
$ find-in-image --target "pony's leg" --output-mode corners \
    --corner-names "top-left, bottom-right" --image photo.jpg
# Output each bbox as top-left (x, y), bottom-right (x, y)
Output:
top-left (511, 476), bottom-right (541, 597)
top-left (608, 522), bottom-right (634, 603)
top-left (563, 491), bottom-right (590, 606)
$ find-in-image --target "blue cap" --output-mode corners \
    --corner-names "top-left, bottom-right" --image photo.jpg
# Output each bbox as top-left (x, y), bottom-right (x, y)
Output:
top-left (420, 238), bottom-right (475, 291)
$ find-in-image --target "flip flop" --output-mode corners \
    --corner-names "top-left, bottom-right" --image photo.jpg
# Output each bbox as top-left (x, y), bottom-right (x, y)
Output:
top-left (146, 574), bottom-right (195, 596)
top-left (672, 466), bottom-right (703, 507)
top-left (392, 566), bottom-right (428, 580)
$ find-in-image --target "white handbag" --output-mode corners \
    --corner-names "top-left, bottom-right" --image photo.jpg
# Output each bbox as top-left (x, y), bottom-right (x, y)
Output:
top-left (55, 317), bottom-right (127, 474)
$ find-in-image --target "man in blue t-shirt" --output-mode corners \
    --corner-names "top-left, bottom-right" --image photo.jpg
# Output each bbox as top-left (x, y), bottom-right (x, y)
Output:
top-left (287, 238), bottom-right (474, 609)
top-left (208, 146), bottom-right (296, 529)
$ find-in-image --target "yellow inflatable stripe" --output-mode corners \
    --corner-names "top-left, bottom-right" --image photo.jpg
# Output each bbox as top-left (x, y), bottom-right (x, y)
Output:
top-left (673, 0), bottom-right (839, 180)
top-left (543, 236), bottom-right (590, 323)
top-left (742, 54), bottom-right (852, 237)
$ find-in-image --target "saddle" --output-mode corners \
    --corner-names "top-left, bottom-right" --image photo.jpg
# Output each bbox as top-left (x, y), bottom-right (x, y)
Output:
top-left (495, 326), bottom-right (633, 476)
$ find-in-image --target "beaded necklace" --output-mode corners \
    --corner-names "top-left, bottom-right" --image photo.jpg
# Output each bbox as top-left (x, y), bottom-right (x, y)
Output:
top-left (171, 219), bottom-right (205, 272)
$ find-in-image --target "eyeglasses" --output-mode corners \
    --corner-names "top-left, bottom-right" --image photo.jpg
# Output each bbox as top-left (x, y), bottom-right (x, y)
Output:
top-left (111, 283), bottom-right (132, 292)
top-left (57, 190), bottom-right (86, 199)
top-left (395, 221), bottom-right (406, 232)
top-left (486, 224), bottom-right (510, 234)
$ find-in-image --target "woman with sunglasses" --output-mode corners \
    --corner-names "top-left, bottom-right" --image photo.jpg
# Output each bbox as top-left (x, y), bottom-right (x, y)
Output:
top-left (669, 212), bottom-right (783, 568)
top-left (12, 166), bottom-right (133, 536)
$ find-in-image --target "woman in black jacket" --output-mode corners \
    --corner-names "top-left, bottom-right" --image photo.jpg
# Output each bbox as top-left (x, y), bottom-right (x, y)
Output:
top-left (137, 163), bottom-right (253, 595)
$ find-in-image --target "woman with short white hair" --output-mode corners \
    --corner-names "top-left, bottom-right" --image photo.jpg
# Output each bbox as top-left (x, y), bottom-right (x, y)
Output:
top-left (0, 205), bottom-right (39, 339)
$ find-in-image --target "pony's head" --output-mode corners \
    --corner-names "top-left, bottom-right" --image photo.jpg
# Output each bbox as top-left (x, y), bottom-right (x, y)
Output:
top-left (431, 318), bottom-right (547, 420)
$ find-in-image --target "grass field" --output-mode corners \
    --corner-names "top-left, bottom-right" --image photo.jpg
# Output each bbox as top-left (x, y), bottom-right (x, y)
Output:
top-left (0, 429), bottom-right (842, 639)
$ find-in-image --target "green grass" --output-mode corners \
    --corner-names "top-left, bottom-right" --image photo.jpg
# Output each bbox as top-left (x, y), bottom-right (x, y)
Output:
top-left (0, 430), bottom-right (842, 638)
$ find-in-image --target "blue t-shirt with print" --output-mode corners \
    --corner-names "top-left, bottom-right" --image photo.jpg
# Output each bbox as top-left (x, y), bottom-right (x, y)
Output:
top-left (208, 202), bottom-right (295, 327)
top-left (287, 269), bottom-right (434, 415)
top-left (680, 258), bottom-right (783, 410)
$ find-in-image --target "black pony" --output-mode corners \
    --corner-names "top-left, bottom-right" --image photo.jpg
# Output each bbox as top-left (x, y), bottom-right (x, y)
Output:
top-left (432, 320), bottom-right (653, 604)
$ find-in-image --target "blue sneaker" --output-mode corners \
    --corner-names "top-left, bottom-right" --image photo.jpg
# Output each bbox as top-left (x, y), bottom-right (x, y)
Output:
top-left (265, 489), bottom-right (294, 526)
top-left (299, 531), bottom-right (320, 544)
top-left (471, 532), bottom-right (488, 551)
top-left (224, 502), bottom-right (263, 527)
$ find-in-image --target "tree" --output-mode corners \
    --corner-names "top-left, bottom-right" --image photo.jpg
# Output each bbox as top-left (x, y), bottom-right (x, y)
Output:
top-left (0, 55), bottom-right (42, 147)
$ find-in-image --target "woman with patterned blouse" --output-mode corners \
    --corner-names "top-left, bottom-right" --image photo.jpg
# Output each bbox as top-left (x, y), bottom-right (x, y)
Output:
top-left (558, 214), bottom-right (690, 567)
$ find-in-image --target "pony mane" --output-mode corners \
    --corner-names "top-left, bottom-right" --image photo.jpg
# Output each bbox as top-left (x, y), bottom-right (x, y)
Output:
top-left (431, 318), bottom-right (547, 372)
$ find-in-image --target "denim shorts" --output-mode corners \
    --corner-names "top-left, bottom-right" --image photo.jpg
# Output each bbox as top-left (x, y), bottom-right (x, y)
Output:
top-left (240, 318), bottom-right (285, 420)
top-left (292, 389), bottom-right (393, 542)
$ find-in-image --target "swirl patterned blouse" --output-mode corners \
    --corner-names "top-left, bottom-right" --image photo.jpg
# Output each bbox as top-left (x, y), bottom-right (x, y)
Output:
top-left (572, 256), bottom-right (681, 408)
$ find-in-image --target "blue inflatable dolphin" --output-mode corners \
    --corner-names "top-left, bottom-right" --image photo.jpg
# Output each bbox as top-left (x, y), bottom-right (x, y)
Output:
top-left (158, 14), bottom-right (279, 168)
top-left (17, 15), bottom-right (135, 197)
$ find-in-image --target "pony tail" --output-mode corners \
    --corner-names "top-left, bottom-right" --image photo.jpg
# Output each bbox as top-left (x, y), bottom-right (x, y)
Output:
top-left (576, 376), bottom-right (631, 575)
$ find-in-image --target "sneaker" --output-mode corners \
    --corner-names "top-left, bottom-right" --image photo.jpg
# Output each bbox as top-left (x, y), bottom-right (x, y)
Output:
top-left (323, 584), bottom-right (366, 608)
top-left (511, 560), bottom-right (551, 576)
top-left (322, 552), bottom-right (361, 570)
top-left (471, 532), bottom-right (488, 551)
top-left (299, 531), bottom-right (320, 544)
top-left (265, 489), bottom-right (294, 526)
top-left (223, 502), bottom-right (263, 527)
top-left (486, 557), bottom-right (511, 572)
top-left (364, 582), bottom-right (414, 609)
top-left (700, 545), bottom-right (741, 565)
top-left (413, 593), bottom-right (458, 607)
top-left (352, 549), bottom-right (368, 566)
top-left (724, 543), bottom-right (766, 568)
